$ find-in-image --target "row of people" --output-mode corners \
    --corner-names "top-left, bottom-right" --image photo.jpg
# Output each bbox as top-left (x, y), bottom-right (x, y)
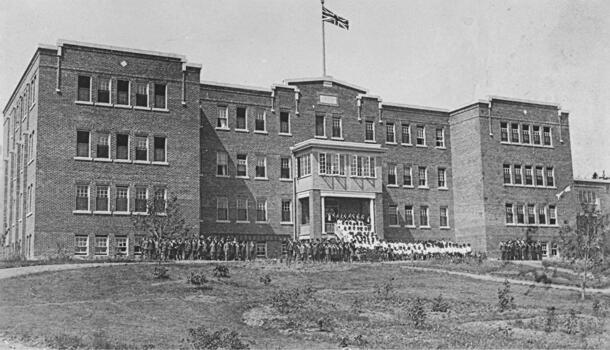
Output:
top-left (499, 240), bottom-right (545, 261)
top-left (142, 236), bottom-right (259, 261)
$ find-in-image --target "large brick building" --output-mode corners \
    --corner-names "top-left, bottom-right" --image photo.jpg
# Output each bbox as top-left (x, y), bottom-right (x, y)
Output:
top-left (1, 40), bottom-right (578, 259)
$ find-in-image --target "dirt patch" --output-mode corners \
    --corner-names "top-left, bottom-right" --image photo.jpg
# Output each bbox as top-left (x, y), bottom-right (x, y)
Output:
top-left (242, 305), bottom-right (286, 327)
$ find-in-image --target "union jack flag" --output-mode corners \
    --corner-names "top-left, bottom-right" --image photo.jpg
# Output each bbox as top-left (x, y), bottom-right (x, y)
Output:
top-left (322, 6), bottom-right (349, 30)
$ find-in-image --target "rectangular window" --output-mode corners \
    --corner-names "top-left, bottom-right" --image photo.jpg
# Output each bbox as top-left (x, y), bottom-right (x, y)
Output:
top-left (75, 185), bottom-right (89, 211)
top-left (538, 206), bottom-right (547, 225)
top-left (401, 124), bottom-right (411, 144)
top-left (405, 205), bottom-right (414, 226)
top-left (505, 204), bottom-right (514, 224)
top-left (514, 165), bottom-right (523, 185)
top-left (516, 204), bottom-right (525, 224)
top-left (154, 83), bottom-right (166, 109)
top-left (541, 241), bottom-right (548, 257)
top-left (500, 122), bottom-right (508, 142)
top-left (332, 116), bottom-right (342, 138)
top-left (524, 166), bottom-right (533, 185)
top-left (77, 75), bottom-right (91, 102)
top-left (435, 128), bottom-right (445, 148)
top-left (551, 243), bottom-right (559, 257)
top-left (116, 134), bottom-right (129, 160)
top-left (511, 123), bottom-right (520, 143)
top-left (420, 206), bottom-right (429, 227)
top-left (98, 78), bottom-right (110, 104)
top-left (256, 156), bottom-right (267, 178)
top-left (533, 125), bottom-right (541, 145)
top-left (546, 167), bottom-right (554, 187)
top-left (403, 165), bottom-right (413, 186)
top-left (134, 187), bottom-right (147, 213)
top-left (117, 80), bottom-right (130, 106)
top-left (527, 204), bottom-right (536, 224)
top-left (236, 154), bottom-right (248, 177)
top-left (522, 124), bottom-right (530, 144)
top-left (298, 154), bottom-right (311, 177)
top-left (217, 106), bottom-right (228, 129)
top-left (438, 168), bottom-right (447, 188)
top-left (418, 166), bottom-right (427, 187)
top-left (217, 151), bottom-right (228, 176)
top-left (135, 136), bottom-right (148, 161)
top-left (94, 236), bottom-right (108, 256)
top-left (237, 198), bottom-right (248, 221)
top-left (116, 237), bottom-right (128, 256)
top-left (300, 197), bottom-right (310, 224)
top-left (75, 236), bottom-right (88, 256)
top-left (135, 83), bottom-right (148, 107)
top-left (254, 109), bottom-right (266, 132)
top-left (388, 164), bottom-right (397, 185)
top-left (153, 137), bottom-right (166, 162)
top-left (543, 126), bottom-right (552, 146)
top-left (280, 157), bottom-right (291, 179)
top-left (217, 197), bottom-right (228, 221)
top-left (256, 242), bottom-right (267, 258)
top-left (256, 199), bottom-right (267, 222)
top-left (280, 111), bottom-right (290, 134)
top-left (416, 126), bottom-right (425, 146)
top-left (281, 199), bottom-right (291, 223)
top-left (116, 186), bottom-right (129, 212)
top-left (96, 185), bottom-right (109, 212)
top-left (76, 131), bottom-right (90, 158)
top-left (134, 236), bottom-right (144, 256)
top-left (236, 107), bottom-right (247, 130)
top-left (549, 205), bottom-right (557, 225)
top-left (503, 164), bottom-right (512, 184)
top-left (388, 205), bottom-right (398, 226)
top-left (96, 133), bottom-right (110, 159)
top-left (535, 166), bottom-right (544, 186)
top-left (440, 207), bottom-right (449, 227)
top-left (154, 188), bottom-right (166, 213)
top-left (365, 121), bottom-right (375, 141)
top-left (386, 122), bottom-right (395, 143)
top-left (315, 115), bottom-right (325, 137)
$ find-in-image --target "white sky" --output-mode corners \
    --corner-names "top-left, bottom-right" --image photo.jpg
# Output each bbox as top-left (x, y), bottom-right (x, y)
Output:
top-left (1, 0), bottom-right (609, 178)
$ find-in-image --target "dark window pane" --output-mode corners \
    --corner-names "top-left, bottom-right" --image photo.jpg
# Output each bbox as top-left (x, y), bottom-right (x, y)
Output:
top-left (236, 107), bottom-right (246, 130)
top-left (117, 80), bottom-right (129, 105)
top-left (154, 84), bottom-right (166, 109)
top-left (116, 134), bottom-right (129, 159)
top-left (77, 76), bottom-right (90, 101)
top-left (154, 137), bottom-right (166, 162)
top-left (77, 131), bottom-right (89, 157)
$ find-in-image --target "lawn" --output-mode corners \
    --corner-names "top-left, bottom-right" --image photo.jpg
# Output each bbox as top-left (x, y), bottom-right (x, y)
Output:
top-left (0, 261), bottom-right (609, 349)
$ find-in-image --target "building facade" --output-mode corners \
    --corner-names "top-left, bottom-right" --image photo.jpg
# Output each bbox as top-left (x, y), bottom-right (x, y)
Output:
top-left (1, 40), bottom-right (578, 259)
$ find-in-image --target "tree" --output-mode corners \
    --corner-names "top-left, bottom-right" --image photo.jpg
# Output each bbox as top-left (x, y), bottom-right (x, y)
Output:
top-left (559, 204), bottom-right (609, 300)
top-left (131, 192), bottom-right (191, 260)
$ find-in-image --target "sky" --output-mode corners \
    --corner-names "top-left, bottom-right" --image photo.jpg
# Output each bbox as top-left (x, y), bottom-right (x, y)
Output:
top-left (1, 0), bottom-right (609, 178)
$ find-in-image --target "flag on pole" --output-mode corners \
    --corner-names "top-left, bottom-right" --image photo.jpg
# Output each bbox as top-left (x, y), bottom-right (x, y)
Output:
top-left (322, 6), bottom-right (349, 30)
top-left (555, 184), bottom-right (572, 200)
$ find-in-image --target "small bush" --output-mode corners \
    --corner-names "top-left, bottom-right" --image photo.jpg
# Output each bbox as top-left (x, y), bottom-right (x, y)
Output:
top-left (271, 287), bottom-right (314, 314)
top-left (374, 278), bottom-right (395, 300)
top-left (317, 316), bottom-right (334, 332)
top-left (592, 299), bottom-right (605, 318)
top-left (431, 293), bottom-right (450, 312)
top-left (544, 306), bottom-right (556, 332)
top-left (185, 326), bottom-right (249, 350)
top-left (408, 297), bottom-right (426, 328)
top-left (259, 274), bottom-right (271, 286)
top-left (497, 325), bottom-right (513, 338)
top-left (497, 279), bottom-right (515, 312)
top-left (187, 271), bottom-right (208, 285)
top-left (213, 265), bottom-right (230, 278)
top-left (153, 266), bottom-right (169, 279)
top-left (45, 333), bottom-right (84, 350)
top-left (563, 309), bottom-right (578, 335)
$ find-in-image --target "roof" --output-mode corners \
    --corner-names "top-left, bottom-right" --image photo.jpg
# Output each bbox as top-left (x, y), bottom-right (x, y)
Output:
top-left (291, 138), bottom-right (387, 153)
top-left (383, 101), bottom-right (449, 113)
top-left (488, 95), bottom-right (561, 109)
top-left (283, 76), bottom-right (368, 94)
top-left (57, 39), bottom-right (186, 61)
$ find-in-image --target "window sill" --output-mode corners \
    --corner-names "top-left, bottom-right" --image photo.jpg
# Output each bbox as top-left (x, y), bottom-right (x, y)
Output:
top-left (403, 185), bottom-right (414, 188)
top-left (151, 161), bottom-right (169, 166)
top-left (74, 156), bottom-right (93, 161)
top-left (386, 141), bottom-right (397, 145)
top-left (387, 184), bottom-right (399, 188)
top-left (94, 102), bottom-right (113, 107)
top-left (236, 220), bottom-right (250, 224)
top-left (281, 222), bottom-right (294, 226)
top-left (93, 211), bottom-right (112, 215)
top-left (279, 178), bottom-right (293, 182)
top-left (256, 221), bottom-right (269, 224)
top-left (75, 100), bottom-right (94, 105)
top-left (419, 226), bottom-right (431, 229)
top-left (254, 130), bottom-right (268, 134)
top-left (438, 187), bottom-right (449, 191)
top-left (113, 159), bottom-right (132, 163)
top-left (500, 141), bottom-right (554, 149)
top-left (215, 127), bottom-right (230, 131)
top-left (314, 135), bottom-right (327, 139)
top-left (113, 212), bottom-right (131, 216)
top-left (132, 212), bottom-right (149, 216)
top-left (134, 106), bottom-right (151, 111)
top-left (435, 146), bottom-right (446, 150)
top-left (217, 220), bottom-right (230, 223)
top-left (389, 225), bottom-right (400, 228)
top-left (504, 184), bottom-right (556, 189)
top-left (401, 143), bottom-right (413, 147)
top-left (216, 175), bottom-right (230, 178)
top-left (279, 133), bottom-right (292, 137)
top-left (254, 177), bottom-right (269, 181)
top-left (320, 174), bottom-right (347, 178)
top-left (133, 160), bottom-right (151, 165)
top-left (236, 175), bottom-right (250, 179)
top-left (405, 225), bottom-right (416, 229)
top-left (152, 108), bottom-right (169, 113)
top-left (115, 104), bottom-right (132, 109)
top-left (418, 186), bottom-right (430, 190)
top-left (364, 140), bottom-right (376, 143)
top-left (235, 129), bottom-right (249, 133)
top-left (440, 226), bottom-right (451, 230)
top-left (415, 144), bottom-right (427, 148)
top-left (331, 137), bottom-right (344, 141)
top-left (94, 158), bottom-right (112, 162)
top-left (73, 210), bottom-right (92, 215)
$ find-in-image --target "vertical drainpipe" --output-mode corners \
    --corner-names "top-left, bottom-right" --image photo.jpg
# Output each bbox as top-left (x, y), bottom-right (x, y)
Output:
top-left (378, 100), bottom-right (383, 124)
top-left (488, 100), bottom-right (493, 136)
top-left (270, 88), bottom-right (276, 113)
top-left (291, 150), bottom-right (297, 240)
top-left (55, 46), bottom-right (62, 93)
top-left (356, 95), bottom-right (362, 122)
top-left (294, 88), bottom-right (300, 116)
top-left (558, 110), bottom-right (563, 143)
top-left (181, 63), bottom-right (187, 106)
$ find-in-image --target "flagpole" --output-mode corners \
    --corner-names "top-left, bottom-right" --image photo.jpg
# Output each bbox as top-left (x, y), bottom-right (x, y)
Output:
top-left (321, 0), bottom-right (326, 76)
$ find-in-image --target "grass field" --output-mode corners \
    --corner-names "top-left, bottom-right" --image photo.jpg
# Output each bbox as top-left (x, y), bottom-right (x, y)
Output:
top-left (0, 261), bottom-right (609, 349)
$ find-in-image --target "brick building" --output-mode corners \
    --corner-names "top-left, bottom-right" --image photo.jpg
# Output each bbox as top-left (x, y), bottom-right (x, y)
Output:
top-left (1, 40), bottom-right (578, 259)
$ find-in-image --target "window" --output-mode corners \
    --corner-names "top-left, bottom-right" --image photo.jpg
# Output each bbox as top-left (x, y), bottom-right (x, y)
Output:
top-left (365, 121), bottom-right (375, 141)
top-left (237, 198), bottom-right (248, 221)
top-left (115, 186), bottom-right (129, 212)
top-left (96, 185), bottom-right (109, 212)
top-left (76, 131), bottom-right (90, 158)
top-left (256, 199), bottom-right (267, 222)
top-left (153, 137), bottom-right (166, 162)
top-left (438, 168), bottom-right (447, 188)
top-left (135, 83), bottom-right (149, 107)
top-left (505, 204), bottom-right (514, 224)
top-left (154, 188), bottom-right (166, 213)
top-left (77, 75), bottom-right (91, 102)
top-left (538, 206), bottom-right (547, 225)
top-left (236, 107), bottom-right (247, 130)
top-left (96, 133), bottom-right (110, 159)
top-left (154, 83), bottom-right (166, 109)
top-left (535, 166), bottom-right (544, 186)
top-left (135, 136), bottom-right (148, 161)
top-left (388, 205), bottom-right (398, 226)
top-left (300, 197), bottom-right (310, 224)
top-left (217, 106), bottom-right (228, 129)
top-left (549, 205), bottom-right (557, 225)
top-left (350, 155), bottom-right (376, 178)
top-left (543, 126), bottom-right (552, 146)
top-left (134, 187), bottom-right (147, 213)
top-left (402, 124), bottom-right (411, 144)
top-left (281, 199), bottom-right (291, 223)
top-left (332, 116), bottom-right (342, 138)
top-left (280, 111), bottom-right (290, 134)
top-left (98, 78), bottom-right (110, 104)
top-left (254, 109), bottom-right (266, 132)
top-left (533, 126), bottom-right (541, 145)
top-left (134, 236), bottom-right (144, 256)
top-left (551, 243), bottom-right (559, 257)
top-left (420, 206), bottom-right (429, 227)
top-left (440, 207), bottom-right (449, 227)
top-left (117, 80), bottom-right (130, 105)
top-left (75, 185), bottom-right (89, 211)
top-left (546, 167), bottom-right (554, 187)
top-left (435, 128), bottom-right (445, 148)
top-left (298, 154), bottom-right (311, 177)
top-left (75, 236), bottom-right (88, 256)
top-left (95, 236), bottom-right (108, 256)
top-left (418, 166), bottom-right (428, 187)
top-left (319, 153), bottom-right (346, 176)
top-left (256, 242), bottom-right (267, 258)
top-left (217, 151), bottom-right (228, 176)
top-left (500, 122), bottom-right (508, 142)
top-left (522, 124), bottom-right (530, 144)
top-left (315, 115), bottom-right (325, 137)
top-left (511, 123), bottom-right (519, 143)
top-left (524, 166), bottom-right (533, 185)
top-left (527, 204), bottom-right (536, 224)
top-left (386, 122), bottom-right (395, 143)
top-left (280, 157), bottom-right (291, 179)
top-left (403, 165), bottom-right (413, 186)
top-left (116, 134), bottom-right (129, 160)
top-left (116, 237), bottom-right (128, 256)
top-left (503, 164), bottom-right (512, 184)
top-left (541, 241), bottom-right (548, 257)
top-left (416, 126), bottom-right (425, 146)
top-left (514, 165), bottom-right (523, 185)
top-left (388, 164), bottom-right (397, 185)
top-left (516, 204), bottom-right (525, 224)
top-left (405, 205), bottom-right (414, 226)
top-left (217, 197), bottom-right (228, 221)
top-left (236, 154), bottom-right (248, 177)
top-left (255, 156), bottom-right (267, 178)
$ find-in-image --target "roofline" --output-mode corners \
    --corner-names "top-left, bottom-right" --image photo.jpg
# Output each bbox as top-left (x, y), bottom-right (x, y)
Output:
top-left (449, 100), bottom-right (488, 115)
top-left (283, 76), bottom-right (368, 94)
top-left (488, 95), bottom-right (561, 109)
top-left (573, 178), bottom-right (610, 185)
top-left (291, 138), bottom-right (387, 154)
top-left (383, 101), bottom-right (449, 113)
top-left (57, 39), bottom-right (187, 61)
top-left (200, 80), bottom-right (272, 93)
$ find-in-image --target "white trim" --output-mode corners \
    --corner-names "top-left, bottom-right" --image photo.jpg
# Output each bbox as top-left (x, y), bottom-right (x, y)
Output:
top-left (283, 76), bottom-right (368, 93)
top-left (489, 95), bottom-right (560, 108)
top-left (320, 191), bottom-right (376, 199)
top-left (382, 101), bottom-right (450, 113)
top-left (58, 39), bottom-right (186, 60)
top-left (201, 80), bottom-right (272, 93)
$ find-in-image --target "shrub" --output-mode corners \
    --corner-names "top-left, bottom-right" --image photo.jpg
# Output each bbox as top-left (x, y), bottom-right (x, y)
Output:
top-left (497, 279), bottom-right (515, 312)
top-left (45, 333), bottom-right (84, 350)
top-left (317, 316), bottom-right (334, 332)
top-left (271, 287), bottom-right (314, 314)
top-left (563, 309), bottom-right (578, 335)
top-left (374, 278), bottom-right (395, 300)
top-left (185, 326), bottom-right (249, 350)
top-left (544, 306), bottom-right (556, 332)
top-left (213, 265), bottom-right (230, 278)
top-left (259, 274), bottom-right (271, 286)
top-left (408, 297), bottom-right (426, 328)
top-left (153, 266), bottom-right (169, 279)
top-left (187, 271), bottom-right (208, 285)
top-left (592, 299), bottom-right (605, 318)
top-left (431, 293), bottom-right (450, 312)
